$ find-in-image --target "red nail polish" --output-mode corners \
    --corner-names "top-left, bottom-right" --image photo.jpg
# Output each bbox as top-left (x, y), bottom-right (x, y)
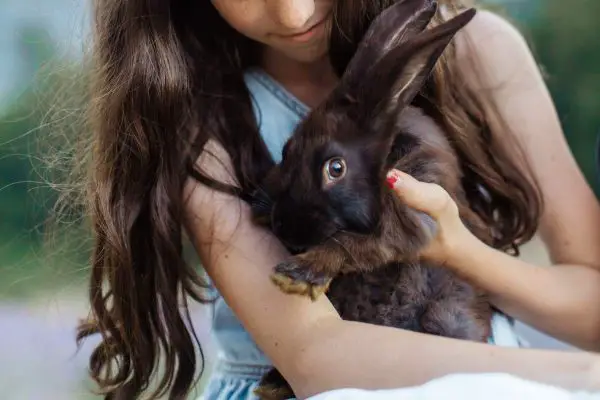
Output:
top-left (386, 176), bottom-right (397, 189)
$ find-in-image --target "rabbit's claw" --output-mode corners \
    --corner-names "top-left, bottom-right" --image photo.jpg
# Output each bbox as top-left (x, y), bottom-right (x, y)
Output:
top-left (271, 258), bottom-right (332, 301)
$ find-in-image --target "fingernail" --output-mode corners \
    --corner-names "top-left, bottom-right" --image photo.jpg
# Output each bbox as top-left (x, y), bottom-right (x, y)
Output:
top-left (386, 176), bottom-right (397, 189)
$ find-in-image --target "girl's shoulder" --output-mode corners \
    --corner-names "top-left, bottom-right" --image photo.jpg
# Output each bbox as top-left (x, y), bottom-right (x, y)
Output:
top-left (453, 9), bottom-right (536, 89)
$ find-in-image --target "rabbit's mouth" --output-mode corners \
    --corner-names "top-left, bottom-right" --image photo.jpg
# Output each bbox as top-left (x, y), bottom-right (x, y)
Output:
top-left (283, 241), bottom-right (308, 255)
top-left (279, 226), bottom-right (341, 255)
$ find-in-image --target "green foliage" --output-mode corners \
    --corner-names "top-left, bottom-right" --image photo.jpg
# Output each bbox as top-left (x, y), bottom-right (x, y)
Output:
top-left (0, 24), bottom-right (91, 296)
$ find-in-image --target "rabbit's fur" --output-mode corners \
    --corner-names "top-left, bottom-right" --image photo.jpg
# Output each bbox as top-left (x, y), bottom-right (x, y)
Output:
top-left (249, 1), bottom-right (493, 399)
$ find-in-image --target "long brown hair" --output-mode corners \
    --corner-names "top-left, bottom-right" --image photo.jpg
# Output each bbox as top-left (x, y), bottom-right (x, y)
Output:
top-left (72, 0), bottom-right (542, 398)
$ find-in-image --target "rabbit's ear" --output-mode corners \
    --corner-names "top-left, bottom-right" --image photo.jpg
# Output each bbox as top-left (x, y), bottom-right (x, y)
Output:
top-left (334, 0), bottom-right (438, 97)
top-left (365, 8), bottom-right (477, 124)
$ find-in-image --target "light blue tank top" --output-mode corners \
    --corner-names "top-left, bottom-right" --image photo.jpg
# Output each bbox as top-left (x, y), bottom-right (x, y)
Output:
top-left (204, 68), bottom-right (525, 398)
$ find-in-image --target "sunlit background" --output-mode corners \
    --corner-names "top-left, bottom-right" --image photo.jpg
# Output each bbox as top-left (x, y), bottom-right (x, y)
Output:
top-left (1, 0), bottom-right (598, 398)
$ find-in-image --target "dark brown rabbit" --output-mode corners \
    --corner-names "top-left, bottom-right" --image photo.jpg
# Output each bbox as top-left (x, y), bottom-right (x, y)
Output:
top-left (249, 1), bottom-right (493, 399)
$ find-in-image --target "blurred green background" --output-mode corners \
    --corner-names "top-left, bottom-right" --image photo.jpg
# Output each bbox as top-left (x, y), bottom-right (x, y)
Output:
top-left (0, 0), bottom-right (598, 398)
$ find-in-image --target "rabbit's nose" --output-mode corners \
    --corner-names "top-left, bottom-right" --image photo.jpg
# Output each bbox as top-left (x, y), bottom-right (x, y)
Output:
top-left (271, 219), bottom-right (283, 235)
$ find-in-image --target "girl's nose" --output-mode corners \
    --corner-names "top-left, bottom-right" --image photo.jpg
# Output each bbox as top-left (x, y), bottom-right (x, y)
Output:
top-left (269, 0), bottom-right (315, 30)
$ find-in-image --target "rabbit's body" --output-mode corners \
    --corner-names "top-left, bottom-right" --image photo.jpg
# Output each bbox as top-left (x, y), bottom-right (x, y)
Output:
top-left (315, 105), bottom-right (492, 340)
top-left (249, 2), bottom-right (493, 399)
top-left (261, 105), bottom-right (492, 340)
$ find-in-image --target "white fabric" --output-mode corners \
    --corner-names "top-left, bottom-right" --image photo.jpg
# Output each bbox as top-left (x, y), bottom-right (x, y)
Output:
top-left (307, 373), bottom-right (599, 400)
top-left (489, 312), bottom-right (525, 347)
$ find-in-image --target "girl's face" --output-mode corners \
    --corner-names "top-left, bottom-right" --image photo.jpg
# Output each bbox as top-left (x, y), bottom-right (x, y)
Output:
top-left (211, 0), bottom-right (334, 63)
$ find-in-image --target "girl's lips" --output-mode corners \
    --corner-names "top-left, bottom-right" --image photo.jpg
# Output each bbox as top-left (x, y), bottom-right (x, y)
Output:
top-left (277, 14), bottom-right (330, 43)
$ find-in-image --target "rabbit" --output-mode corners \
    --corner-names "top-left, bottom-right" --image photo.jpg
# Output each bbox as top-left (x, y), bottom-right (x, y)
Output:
top-left (249, 1), bottom-right (493, 399)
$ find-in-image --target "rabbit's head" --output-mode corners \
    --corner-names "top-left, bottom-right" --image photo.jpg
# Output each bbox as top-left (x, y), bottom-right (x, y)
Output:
top-left (253, 0), bottom-right (476, 252)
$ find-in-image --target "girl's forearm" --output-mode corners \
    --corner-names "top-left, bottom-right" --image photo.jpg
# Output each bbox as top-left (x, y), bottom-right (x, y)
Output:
top-left (444, 233), bottom-right (600, 350)
top-left (291, 317), bottom-right (599, 399)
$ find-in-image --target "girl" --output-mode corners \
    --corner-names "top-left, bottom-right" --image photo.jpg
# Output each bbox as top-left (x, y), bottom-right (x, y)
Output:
top-left (76, 0), bottom-right (600, 399)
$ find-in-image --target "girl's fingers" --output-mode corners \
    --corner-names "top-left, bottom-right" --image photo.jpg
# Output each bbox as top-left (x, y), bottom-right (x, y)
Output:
top-left (386, 169), bottom-right (457, 220)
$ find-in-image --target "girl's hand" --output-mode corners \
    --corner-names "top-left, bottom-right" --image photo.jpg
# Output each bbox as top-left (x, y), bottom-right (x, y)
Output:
top-left (386, 169), bottom-right (478, 264)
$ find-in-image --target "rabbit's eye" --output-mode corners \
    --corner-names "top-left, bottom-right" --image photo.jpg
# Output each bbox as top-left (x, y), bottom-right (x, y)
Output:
top-left (322, 157), bottom-right (347, 186)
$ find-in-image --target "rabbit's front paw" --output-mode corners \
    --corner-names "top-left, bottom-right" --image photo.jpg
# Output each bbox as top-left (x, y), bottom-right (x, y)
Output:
top-left (271, 258), bottom-right (332, 301)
